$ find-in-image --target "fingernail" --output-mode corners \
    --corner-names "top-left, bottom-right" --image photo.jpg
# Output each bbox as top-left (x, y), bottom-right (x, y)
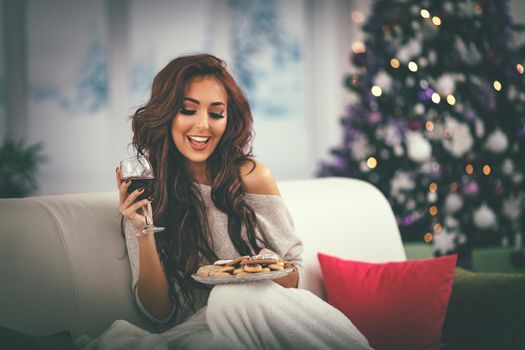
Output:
top-left (138, 187), bottom-right (144, 192)
top-left (125, 179), bottom-right (131, 183)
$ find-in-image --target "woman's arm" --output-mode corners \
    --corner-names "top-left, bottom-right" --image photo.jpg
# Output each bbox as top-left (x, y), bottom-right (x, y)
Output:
top-left (135, 234), bottom-right (174, 321)
top-left (117, 168), bottom-right (174, 322)
top-left (242, 160), bottom-right (304, 289)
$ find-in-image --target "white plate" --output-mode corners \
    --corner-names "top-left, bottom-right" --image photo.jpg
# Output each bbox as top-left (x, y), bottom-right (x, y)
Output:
top-left (191, 268), bottom-right (294, 285)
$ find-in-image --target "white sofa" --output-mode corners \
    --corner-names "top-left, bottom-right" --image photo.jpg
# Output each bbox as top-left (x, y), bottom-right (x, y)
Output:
top-left (0, 177), bottom-right (406, 340)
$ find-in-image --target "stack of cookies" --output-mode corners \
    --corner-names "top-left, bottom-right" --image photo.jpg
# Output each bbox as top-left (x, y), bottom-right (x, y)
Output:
top-left (196, 253), bottom-right (288, 278)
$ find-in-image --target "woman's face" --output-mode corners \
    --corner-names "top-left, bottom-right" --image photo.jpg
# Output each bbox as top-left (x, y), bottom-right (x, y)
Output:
top-left (172, 76), bottom-right (228, 172)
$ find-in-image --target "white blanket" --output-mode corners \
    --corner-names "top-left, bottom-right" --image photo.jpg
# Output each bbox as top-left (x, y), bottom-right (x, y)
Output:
top-left (76, 281), bottom-right (373, 350)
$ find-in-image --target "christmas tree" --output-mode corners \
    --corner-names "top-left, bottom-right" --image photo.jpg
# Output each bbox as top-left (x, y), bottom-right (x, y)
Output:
top-left (319, 0), bottom-right (525, 266)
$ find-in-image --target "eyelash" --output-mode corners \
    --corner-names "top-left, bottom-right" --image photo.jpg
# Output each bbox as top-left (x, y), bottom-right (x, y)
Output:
top-left (180, 108), bottom-right (225, 119)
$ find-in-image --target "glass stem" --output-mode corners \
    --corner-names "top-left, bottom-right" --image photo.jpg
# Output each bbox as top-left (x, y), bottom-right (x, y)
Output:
top-left (142, 205), bottom-right (151, 226)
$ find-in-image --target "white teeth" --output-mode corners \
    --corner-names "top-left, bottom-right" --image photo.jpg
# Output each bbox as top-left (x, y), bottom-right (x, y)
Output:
top-left (188, 136), bottom-right (211, 143)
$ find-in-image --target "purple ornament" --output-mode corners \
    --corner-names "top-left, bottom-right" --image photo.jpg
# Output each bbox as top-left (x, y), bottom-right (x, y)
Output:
top-left (517, 125), bottom-right (525, 139)
top-left (368, 111), bottom-right (382, 124)
top-left (464, 108), bottom-right (477, 121)
top-left (462, 181), bottom-right (479, 196)
top-left (407, 119), bottom-right (422, 130)
top-left (400, 215), bottom-right (415, 227)
top-left (494, 183), bottom-right (505, 196)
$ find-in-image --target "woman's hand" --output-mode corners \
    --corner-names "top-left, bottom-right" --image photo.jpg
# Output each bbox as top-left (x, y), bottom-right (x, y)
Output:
top-left (257, 248), bottom-right (279, 258)
top-left (115, 167), bottom-right (150, 230)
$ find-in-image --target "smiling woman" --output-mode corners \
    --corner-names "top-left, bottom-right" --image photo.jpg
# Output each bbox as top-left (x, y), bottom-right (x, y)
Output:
top-left (171, 77), bottom-right (228, 182)
top-left (81, 54), bottom-right (373, 350)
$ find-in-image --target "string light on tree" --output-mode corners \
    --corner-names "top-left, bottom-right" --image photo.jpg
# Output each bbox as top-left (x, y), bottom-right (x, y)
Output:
top-left (352, 41), bottom-right (366, 54)
top-left (431, 92), bottom-right (441, 103)
top-left (429, 182), bottom-right (438, 192)
top-left (390, 58), bottom-right (400, 68)
top-left (371, 86), bottom-right (383, 96)
top-left (420, 9), bottom-right (430, 18)
top-left (351, 10), bottom-right (365, 24)
top-left (493, 80), bottom-right (502, 91)
top-left (432, 16), bottom-right (442, 26)
top-left (446, 94), bottom-right (456, 105)
top-left (466, 163), bottom-right (474, 174)
top-left (517, 64), bottom-right (524, 74)
top-left (483, 164), bottom-right (491, 175)
top-left (434, 223), bottom-right (442, 233)
top-left (367, 156), bottom-right (378, 169)
top-left (429, 205), bottom-right (439, 216)
top-left (408, 61), bottom-right (418, 72)
top-left (425, 121), bottom-right (434, 131)
top-left (424, 232), bottom-right (433, 243)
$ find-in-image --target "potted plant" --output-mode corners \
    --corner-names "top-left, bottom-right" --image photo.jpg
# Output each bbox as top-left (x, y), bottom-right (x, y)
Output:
top-left (0, 138), bottom-right (46, 198)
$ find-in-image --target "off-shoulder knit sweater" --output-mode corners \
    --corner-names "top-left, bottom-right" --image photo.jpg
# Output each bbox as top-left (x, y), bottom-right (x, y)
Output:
top-left (123, 183), bottom-right (305, 330)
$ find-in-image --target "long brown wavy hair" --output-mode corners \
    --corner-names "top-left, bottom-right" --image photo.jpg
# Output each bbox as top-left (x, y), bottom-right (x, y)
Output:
top-left (129, 53), bottom-right (264, 322)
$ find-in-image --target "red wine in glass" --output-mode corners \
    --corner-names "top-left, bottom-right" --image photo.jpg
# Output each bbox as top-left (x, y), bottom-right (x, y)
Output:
top-left (124, 176), bottom-right (155, 201)
top-left (119, 156), bottom-right (164, 235)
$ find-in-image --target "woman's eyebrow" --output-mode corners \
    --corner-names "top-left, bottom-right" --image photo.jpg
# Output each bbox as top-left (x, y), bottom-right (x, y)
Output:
top-left (183, 97), bottom-right (224, 106)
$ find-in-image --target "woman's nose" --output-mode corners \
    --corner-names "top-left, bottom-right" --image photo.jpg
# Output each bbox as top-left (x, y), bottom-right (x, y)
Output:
top-left (194, 110), bottom-right (209, 130)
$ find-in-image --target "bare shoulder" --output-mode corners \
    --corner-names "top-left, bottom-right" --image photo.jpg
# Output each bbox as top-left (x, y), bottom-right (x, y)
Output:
top-left (240, 158), bottom-right (281, 196)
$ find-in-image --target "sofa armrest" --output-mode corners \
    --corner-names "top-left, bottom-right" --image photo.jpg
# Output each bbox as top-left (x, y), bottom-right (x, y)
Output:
top-left (441, 267), bottom-right (525, 349)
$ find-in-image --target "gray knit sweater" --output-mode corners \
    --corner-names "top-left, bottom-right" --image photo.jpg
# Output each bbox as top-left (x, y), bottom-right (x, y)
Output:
top-left (124, 183), bottom-right (305, 329)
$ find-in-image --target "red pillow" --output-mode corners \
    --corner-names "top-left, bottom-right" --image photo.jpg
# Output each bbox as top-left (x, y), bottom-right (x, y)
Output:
top-left (317, 253), bottom-right (457, 350)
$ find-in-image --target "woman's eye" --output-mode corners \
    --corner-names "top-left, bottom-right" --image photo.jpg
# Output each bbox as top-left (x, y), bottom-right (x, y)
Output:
top-left (180, 108), bottom-right (196, 115)
top-left (209, 112), bottom-right (224, 119)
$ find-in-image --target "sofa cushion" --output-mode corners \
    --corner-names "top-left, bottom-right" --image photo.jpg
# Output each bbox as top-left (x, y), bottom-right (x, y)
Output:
top-left (318, 253), bottom-right (457, 350)
top-left (441, 267), bottom-right (525, 350)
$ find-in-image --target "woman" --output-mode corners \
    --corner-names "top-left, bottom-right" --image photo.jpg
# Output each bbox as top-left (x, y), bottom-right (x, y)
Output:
top-left (82, 54), bottom-right (372, 350)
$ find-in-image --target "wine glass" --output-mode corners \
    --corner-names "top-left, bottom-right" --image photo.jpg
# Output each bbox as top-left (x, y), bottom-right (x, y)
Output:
top-left (119, 156), bottom-right (165, 235)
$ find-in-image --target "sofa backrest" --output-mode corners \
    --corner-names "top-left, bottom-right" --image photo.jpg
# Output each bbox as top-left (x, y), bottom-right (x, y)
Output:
top-left (0, 177), bottom-right (405, 339)
top-left (279, 178), bottom-right (406, 299)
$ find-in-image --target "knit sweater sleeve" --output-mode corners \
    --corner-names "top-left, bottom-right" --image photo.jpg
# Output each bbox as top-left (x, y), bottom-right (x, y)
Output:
top-left (244, 194), bottom-right (306, 289)
top-left (123, 218), bottom-right (176, 324)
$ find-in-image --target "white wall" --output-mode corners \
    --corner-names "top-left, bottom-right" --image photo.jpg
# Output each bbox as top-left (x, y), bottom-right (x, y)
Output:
top-left (3, 0), bottom-right (360, 196)
top-left (4, 0), bottom-right (524, 195)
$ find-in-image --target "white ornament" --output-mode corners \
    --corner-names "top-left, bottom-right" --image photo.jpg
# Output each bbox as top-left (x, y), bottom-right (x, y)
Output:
top-left (475, 118), bottom-right (485, 138)
top-left (513, 172), bottom-right (524, 184)
top-left (473, 203), bottom-right (497, 229)
top-left (436, 74), bottom-right (456, 94)
top-left (507, 86), bottom-right (518, 100)
top-left (432, 230), bottom-right (457, 255)
top-left (394, 145), bottom-right (404, 156)
top-left (502, 194), bottom-right (523, 220)
top-left (414, 103), bottom-right (425, 115)
top-left (397, 39), bottom-right (421, 62)
top-left (428, 50), bottom-right (437, 65)
top-left (442, 117), bottom-right (473, 157)
top-left (485, 128), bottom-right (508, 154)
top-left (445, 216), bottom-right (459, 229)
top-left (384, 124), bottom-right (402, 147)
top-left (390, 170), bottom-right (415, 197)
top-left (502, 159), bottom-right (514, 175)
top-left (359, 161), bottom-right (370, 173)
top-left (445, 193), bottom-right (463, 214)
top-left (426, 121), bottom-right (443, 141)
top-left (373, 71), bottom-right (393, 93)
top-left (350, 134), bottom-right (370, 160)
top-left (406, 131), bottom-right (432, 163)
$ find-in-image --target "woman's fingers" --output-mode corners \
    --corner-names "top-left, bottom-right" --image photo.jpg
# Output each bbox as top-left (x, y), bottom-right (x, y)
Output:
top-left (122, 187), bottom-right (145, 208)
top-left (122, 198), bottom-right (150, 217)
